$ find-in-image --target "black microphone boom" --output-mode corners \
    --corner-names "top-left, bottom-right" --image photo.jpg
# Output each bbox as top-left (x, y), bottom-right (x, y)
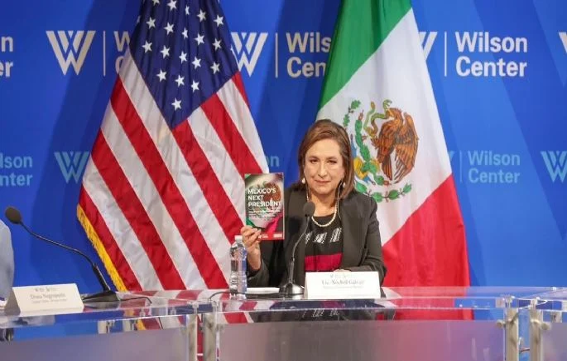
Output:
top-left (4, 206), bottom-right (119, 303)
top-left (279, 201), bottom-right (315, 297)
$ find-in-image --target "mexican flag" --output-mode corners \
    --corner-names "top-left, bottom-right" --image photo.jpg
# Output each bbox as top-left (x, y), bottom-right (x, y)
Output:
top-left (317, 0), bottom-right (470, 287)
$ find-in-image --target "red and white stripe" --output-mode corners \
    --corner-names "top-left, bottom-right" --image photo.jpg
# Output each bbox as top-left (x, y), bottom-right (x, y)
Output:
top-left (79, 49), bottom-right (267, 290)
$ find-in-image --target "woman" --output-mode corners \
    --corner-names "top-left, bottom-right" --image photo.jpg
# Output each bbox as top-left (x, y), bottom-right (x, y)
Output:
top-left (242, 119), bottom-right (386, 288)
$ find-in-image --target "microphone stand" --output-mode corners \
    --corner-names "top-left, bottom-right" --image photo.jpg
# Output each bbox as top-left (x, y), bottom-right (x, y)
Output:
top-left (279, 215), bottom-right (311, 297)
top-left (19, 223), bottom-right (119, 303)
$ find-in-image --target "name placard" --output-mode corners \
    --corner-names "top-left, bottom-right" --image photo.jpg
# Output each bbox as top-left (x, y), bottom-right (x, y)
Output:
top-left (4, 284), bottom-right (84, 317)
top-left (304, 271), bottom-right (382, 300)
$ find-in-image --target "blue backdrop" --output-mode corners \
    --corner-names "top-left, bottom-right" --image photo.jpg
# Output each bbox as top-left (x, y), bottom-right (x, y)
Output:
top-left (0, 0), bottom-right (565, 293)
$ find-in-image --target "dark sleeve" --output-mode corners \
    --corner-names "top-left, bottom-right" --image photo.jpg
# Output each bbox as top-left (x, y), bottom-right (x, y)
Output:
top-left (345, 198), bottom-right (387, 284)
top-left (247, 240), bottom-right (286, 287)
top-left (247, 259), bottom-right (269, 287)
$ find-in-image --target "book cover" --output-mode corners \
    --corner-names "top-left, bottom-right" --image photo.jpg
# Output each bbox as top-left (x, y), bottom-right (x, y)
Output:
top-left (245, 173), bottom-right (285, 240)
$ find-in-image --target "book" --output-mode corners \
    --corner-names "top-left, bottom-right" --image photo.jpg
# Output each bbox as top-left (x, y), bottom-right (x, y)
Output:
top-left (245, 173), bottom-right (285, 240)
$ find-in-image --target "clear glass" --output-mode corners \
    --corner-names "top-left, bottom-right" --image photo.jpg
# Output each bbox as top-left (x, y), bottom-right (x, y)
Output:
top-left (518, 288), bottom-right (567, 361)
top-left (0, 292), bottom-right (204, 360)
top-left (165, 286), bottom-right (565, 361)
top-left (4, 287), bottom-right (563, 360)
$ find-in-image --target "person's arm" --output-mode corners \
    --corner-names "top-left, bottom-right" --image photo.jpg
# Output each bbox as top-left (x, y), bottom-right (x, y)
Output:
top-left (0, 220), bottom-right (14, 343)
top-left (344, 199), bottom-right (387, 284)
top-left (247, 237), bottom-right (286, 287)
top-left (241, 225), bottom-right (268, 287)
top-left (0, 220), bottom-right (14, 300)
top-left (247, 254), bottom-right (269, 287)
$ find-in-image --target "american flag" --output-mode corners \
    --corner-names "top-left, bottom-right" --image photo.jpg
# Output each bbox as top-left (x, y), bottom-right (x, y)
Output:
top-left (78, 0), bottom-right (267, 291)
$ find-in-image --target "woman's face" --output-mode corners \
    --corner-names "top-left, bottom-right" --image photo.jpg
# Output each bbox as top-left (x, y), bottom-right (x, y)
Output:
top-left (303, 138), bottom-right (345, 200)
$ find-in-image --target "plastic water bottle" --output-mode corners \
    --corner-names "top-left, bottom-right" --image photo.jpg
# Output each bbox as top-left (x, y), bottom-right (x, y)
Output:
top-left (229, 235), bottom-right (247, 298)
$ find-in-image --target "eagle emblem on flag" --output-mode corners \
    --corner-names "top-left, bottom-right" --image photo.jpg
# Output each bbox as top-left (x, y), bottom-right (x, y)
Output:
top-left (343, 99), bottom-right (419, 203)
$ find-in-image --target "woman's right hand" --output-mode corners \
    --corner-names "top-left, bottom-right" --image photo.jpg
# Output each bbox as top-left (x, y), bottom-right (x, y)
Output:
top-left (241, 226), bottom-right (262, 271)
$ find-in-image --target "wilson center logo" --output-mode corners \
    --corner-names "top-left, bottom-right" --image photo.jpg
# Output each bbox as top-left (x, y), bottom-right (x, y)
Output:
top-left (47, 31), bottom-right (96, 75)
top-left (231, 32), bottom-right (268, 76)
top-left (419, 31), bottom-right (437, 59)
top-left (55, 151), bottom-right (90, 183)
top-left (541, 151), bottom-right (566, 182)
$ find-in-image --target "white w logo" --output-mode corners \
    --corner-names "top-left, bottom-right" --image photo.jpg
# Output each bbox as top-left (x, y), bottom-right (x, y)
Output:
top-left (559, 32), bottom-right (567, 52)
top-left (541, 151), bottom-right (566, 182)
top-left (46, 31), bottom-right (96, 75)
top-left (448, 150), bottom-right (455, 162)
top-left (54, 152), bottom-right (90, 183)
top-left (231, 32), bottom-right (268, 76)
top-left (419, 31), bottom-right (437, 60)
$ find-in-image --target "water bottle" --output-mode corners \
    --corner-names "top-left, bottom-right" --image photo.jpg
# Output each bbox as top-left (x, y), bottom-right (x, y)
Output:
top-left (229, 235), bottom-right (247, 298)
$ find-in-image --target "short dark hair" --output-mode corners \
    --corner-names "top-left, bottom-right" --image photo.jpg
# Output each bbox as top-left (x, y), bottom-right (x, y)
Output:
top-left (296, 119), bottom-right (354, 199)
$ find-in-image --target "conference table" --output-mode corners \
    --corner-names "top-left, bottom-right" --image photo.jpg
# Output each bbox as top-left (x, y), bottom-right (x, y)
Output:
top-left (0, 287), bottom-right (565, 360)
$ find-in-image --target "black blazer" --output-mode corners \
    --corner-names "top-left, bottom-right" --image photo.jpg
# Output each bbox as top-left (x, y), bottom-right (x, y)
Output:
top-left (248, 186), bottom-right (387, 288)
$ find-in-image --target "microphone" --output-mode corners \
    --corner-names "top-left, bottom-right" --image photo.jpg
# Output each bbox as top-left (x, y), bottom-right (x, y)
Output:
top-left (279, 201), bottom-right (315, 297)
top-left (4, 206), bottom-right (119, 303)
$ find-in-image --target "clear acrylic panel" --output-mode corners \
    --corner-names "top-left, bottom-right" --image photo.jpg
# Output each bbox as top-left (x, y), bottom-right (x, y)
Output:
top-left (0, 292), bottom-right (202, 360)
top-left (518, 288), bottom-right (567, 361)
top-left (183, 287), bottom-right (565, 361)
